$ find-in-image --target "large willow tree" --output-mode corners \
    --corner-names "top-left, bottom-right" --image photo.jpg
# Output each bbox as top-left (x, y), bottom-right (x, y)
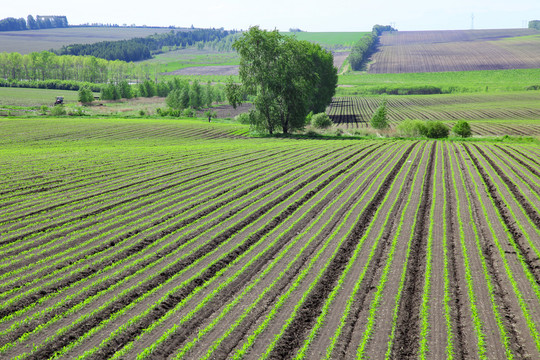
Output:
top-left (228, 27), bottom-right (337, 134)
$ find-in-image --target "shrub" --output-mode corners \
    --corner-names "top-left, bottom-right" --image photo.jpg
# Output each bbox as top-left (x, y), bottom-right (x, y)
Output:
top-left (396, 119), bottom-right (427, 137)
top-left (370, 100), bottom-right (389, 129)
top-left (78, 87), bottom-right (94, 104)
top-left (40, 105), bottom-right (49, 115)
top-left (183, 108), bottom-right (196, 117)
top-left (50, 105), bottom-right (66, 116)
top-left (235, 112), bottom-right (251, 125)
top-left (452, 120), bottom-right (472, 138)
top-left (424, 121), bottom-right (449, 138)
top-left (305, 111), bottom-right (314, 125)
top-left (311, 112), bottom-right (333, 129)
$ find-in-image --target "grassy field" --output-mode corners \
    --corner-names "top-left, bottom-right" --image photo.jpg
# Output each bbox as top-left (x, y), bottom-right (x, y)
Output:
top-left (0, 88), bottom-right (82, 107)
top-left (338, 68), bottom-right (540, 94)
top-left (144, 49), bottom-right (240, 73)
top-left (0, 27), bottom-right (174, 54)
top-left (0, 118), bottom-right (538, 359)
top-left (282, 32), bottom-right (368, 48)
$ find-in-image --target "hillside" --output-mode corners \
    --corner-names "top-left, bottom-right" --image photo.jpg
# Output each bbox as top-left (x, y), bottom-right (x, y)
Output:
top-left (0, 27), bottom-right (176, 54)
top-left (368, 28), bottom-right (540, 73)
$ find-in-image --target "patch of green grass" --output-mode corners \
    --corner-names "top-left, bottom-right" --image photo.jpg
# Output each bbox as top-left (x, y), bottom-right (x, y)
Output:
top-left (144, 49), bottom-right (240, 73)
top-left (282, 32), bottom-right (368, 48)
top-left (0, 87), bottom-right (81, 107)
top-left (338, 68), bottom-right (540, 94)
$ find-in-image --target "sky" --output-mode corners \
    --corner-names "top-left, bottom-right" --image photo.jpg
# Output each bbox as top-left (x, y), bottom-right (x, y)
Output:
top-left (4, 0), bottom-right (539, 31)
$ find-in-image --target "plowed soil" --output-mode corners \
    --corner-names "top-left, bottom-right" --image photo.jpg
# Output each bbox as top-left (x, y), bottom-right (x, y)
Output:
top-left (1, 118), bottom-right (539, 360)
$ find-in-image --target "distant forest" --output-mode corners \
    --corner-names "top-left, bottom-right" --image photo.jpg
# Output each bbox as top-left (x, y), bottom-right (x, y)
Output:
top-left (55, 28), bottom-right (238, 62)
top-left (0, 15), bottom-right (68, 31)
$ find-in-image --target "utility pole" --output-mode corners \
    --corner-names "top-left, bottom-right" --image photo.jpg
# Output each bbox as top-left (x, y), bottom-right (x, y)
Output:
top-left (471, 13), bottom-right (475, 30)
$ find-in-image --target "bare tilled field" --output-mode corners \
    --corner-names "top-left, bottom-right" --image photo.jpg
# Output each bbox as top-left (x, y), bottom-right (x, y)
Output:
top-left (369, 29), bottom-right (540, 73)
top-left (327, 94), bottom-right (540, 135)
top-left (0, 118), bottom-right (539, 359)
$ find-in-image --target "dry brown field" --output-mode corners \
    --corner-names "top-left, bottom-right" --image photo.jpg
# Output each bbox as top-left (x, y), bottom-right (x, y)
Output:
top-left (0, 27), bottom-right (175, 54)
top-left (369, 29), bottom-right (540, 73)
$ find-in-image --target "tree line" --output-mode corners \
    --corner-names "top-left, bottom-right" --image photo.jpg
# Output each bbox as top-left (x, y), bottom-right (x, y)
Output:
top-left (55, 28), bottom-right (238, 62)
top-left (0, 51), bottom-right (158, 84)
top-left (529, 20), bottom-right (540, 30)
top-left (0, 15), bottom-right (68, 32)
top-left (348, 24), bottom-right (397, 71)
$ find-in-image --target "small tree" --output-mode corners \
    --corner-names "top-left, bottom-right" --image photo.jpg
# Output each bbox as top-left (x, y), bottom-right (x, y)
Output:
top-left (311, 112), bottom-right (333, 129)
top-left (166, 88), bottom-right (184, 110)
top-left (425, 121), bottom-right (449, 139)
top-left (370, 100), bottom-right (389, 129)
top-left (78, 87), bottom-right (93, 104)
top-left (453, 120), bottom-right (472, 138)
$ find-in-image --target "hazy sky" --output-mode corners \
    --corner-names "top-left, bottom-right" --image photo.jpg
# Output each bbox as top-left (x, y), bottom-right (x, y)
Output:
top-left (5, 0), bottom-right (539, 31)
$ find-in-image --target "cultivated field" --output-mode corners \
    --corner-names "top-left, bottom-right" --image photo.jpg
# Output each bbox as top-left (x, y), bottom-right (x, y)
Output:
top-left (369, 29), bottom-right (540, 73)
top-left (0, 27), bottom-right (175, 54)
top-left (327, 92), bottom-right (540, 136)
top-left (0, 118), bottom-right (539, 359)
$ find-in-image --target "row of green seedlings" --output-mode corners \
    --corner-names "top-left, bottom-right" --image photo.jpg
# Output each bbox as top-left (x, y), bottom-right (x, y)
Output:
top-left (129, 142), bottom-right (403, 360)
top-left (0, 151), bottom-right (179, 201)
top-left (350, 142), bottom-right (430, 360)
top-left (172, 143), bottom-right (406, 360)
top-left (0, 149), bottom-right (212, 248)
top-left (0, 144), bottom-right (288, 256)
top-left (250, 143), bottom-right (414, 360)
top-left (0, 144), bottom-right (261, 229)
top-left (0, 145), bottom-right (303, 270)
top-left (470, 144), bottom-right (540, 255)
top-left (0, 144), bottom-right (215, 205)
top-left (0, 146), bottom-right (318, 301)
top-left (308, 142), bottom-right (426, 360)
top-left (0, 143), bottom-right (365, 357)
top-left (0, 144), bottom-right (334, 318)
top-left (8, 142), bottom-right (387, 359)
top-left (457, 143), bottom-right (540, 356)
top-left (489, 146), bottom-right (540, 197)
top-left (86, 142), bottom-right (399, 360)
top-left (297, 142), bottom-right (426, 360)
top-left (478, 145), bottom-right (540, 233)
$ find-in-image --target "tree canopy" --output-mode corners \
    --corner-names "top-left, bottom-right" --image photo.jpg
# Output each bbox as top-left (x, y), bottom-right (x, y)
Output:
top-left (229, 26), bottom-right (337, 134)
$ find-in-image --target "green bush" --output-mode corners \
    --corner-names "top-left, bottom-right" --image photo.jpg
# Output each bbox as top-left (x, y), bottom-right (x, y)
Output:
top-left (452, 120), bottom-right (472, 138)
top-left (235, 112), bottom-right (251, 125)
top-left (370, 100), bottom-right (389, 129)
top-left (311, 112), bottom-right (333, 129)
top-left (396, 119), bottom-right (427, 137)
top-left (50, 105), bottom-right (66, 116)
top-left (425, 121), bottom-right (449, 138)
top-left (305, 111), bottom-right (314, 125)
top-left (183, 108), bottom-right (196, 117)
top-left (78, 87), bottom-right (94, 104)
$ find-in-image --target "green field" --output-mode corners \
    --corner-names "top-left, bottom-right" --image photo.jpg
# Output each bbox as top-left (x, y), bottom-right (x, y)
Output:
top-left (145, 49), bottom-right (240, 73)
top-left (338, 68), bottom-right (540, 94)
top-left (0, 88), bottom-right (81, 107)
top-left (1, 117), bottom-right (539, 359)
top-left (282, 32), bottom-right (368, 48)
